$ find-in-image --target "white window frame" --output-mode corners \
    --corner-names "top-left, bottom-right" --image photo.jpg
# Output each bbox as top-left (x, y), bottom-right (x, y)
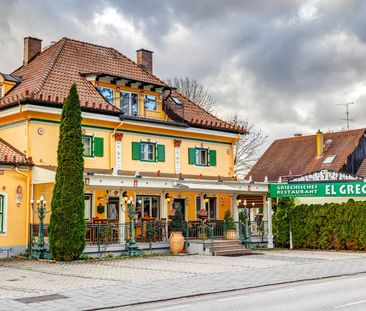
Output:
top-left (144, 94), bottom-right (158, 111)
top-left (195, 148), bottom-right (209, 166)
top-left (82, 135), bottom-right (94, 157)
top-left (0, 193), bottom-right (8, 235)
top-left (120, 91), bottom-right (138, 116)
top-left (141, 142), bottom-right (156, 162)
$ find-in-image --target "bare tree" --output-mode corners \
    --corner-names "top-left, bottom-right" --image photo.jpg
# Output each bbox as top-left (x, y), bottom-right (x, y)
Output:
top-left (229, 113), bottom-right (268, 176)
top-left (166, 76), bottom-right (216, 113)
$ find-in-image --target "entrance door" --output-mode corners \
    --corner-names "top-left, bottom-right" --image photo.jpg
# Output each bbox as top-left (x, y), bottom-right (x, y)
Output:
top-left (107, 197), bottom-right (119, 221)
top-left (173, 198), bottom-right (186, 220)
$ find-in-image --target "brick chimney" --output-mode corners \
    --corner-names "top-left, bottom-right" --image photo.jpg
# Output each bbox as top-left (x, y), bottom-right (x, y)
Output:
top-left (136, 49), bottom-right (153, 73)
top-left (24, 37), bottom-right (42, 65)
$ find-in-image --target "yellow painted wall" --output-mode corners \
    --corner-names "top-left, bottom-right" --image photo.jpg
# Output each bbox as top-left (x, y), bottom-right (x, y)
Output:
top-left (0, 122), bottom-right (28, 156)
top-left (33, 182), bottom-right (54, 224)
top-left (0, 169), bottom-right (31, 247)
top-left (30, 121), bottom-right (111, 169)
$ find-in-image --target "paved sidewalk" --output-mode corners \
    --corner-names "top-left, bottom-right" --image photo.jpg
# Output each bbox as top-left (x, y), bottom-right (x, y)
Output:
top-left (1, 250), bottom-right (366, 310)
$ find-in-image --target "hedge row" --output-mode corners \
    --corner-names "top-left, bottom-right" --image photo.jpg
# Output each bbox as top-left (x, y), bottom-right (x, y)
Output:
top-left (273, 198), bottom-right (366, 250)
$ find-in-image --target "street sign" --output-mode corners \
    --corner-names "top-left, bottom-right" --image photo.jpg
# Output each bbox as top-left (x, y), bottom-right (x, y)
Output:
top-left (269, 181), bottom-right (366, 198)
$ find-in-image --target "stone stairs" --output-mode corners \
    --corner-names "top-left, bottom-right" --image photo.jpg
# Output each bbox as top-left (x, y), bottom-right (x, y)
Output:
top-left (207, 240), bottom-right (252, 256)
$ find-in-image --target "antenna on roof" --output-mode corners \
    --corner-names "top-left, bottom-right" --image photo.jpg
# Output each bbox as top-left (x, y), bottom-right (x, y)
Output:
top-left (337, 102), bottom-right (354, 131)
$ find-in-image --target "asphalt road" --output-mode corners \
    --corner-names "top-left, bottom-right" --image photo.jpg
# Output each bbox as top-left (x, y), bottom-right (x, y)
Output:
top-left (113, 273), bottom-right (366, 311)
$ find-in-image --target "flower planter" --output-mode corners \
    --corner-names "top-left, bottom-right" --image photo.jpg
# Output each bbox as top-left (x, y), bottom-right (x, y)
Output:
top-left (225, 229), bottom-right (237, 240)
top-left (169, 231), bottom-right (184, 254)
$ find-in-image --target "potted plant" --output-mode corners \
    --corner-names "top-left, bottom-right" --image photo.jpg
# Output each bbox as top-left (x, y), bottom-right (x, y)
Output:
top-left (224, 209), bottom-right (237, 240)
top-left (168, 207), bottom-right (186, 254)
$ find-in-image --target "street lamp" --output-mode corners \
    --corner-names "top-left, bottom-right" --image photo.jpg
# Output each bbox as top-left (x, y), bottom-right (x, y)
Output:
top-left (121, 196), bottom-right (143, 257)
top-left (29, 195), bottom-right (52, 259)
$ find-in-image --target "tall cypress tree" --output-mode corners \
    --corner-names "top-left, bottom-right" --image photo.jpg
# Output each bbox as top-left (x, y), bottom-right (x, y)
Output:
top-left (49, 83), bottom-right (85, 261)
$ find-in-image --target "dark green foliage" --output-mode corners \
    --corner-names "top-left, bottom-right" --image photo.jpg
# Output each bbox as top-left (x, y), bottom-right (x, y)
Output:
top-left (49, 84), bottom-right (86, 261)
top-left (224, 209), bottom-right (236, 230)
top-left (169, 207), bottom-right (186, 234)
top-left (273, 198), bottom-right (366, 250)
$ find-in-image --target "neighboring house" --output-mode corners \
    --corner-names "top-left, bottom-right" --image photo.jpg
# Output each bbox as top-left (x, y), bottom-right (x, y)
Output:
top-left (247, 129), bottom-right (366, 205)
top-left (0, 37), bottom-right (269, 255)
top-left (247, 129), bottom-right (366, 182)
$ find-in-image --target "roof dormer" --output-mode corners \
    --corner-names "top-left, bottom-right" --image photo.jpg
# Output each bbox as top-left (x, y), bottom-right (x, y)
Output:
top-left (0, 73), bottom-right (22, 99)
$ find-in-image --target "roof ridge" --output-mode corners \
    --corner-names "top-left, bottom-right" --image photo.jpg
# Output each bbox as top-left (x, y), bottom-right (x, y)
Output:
top-left (274, 128), bottom-right (366, 142)
top-left (33, 38), bottom-right (67, 96)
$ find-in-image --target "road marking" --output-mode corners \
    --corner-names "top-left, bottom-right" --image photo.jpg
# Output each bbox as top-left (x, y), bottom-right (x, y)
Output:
top-left (310, 282), bottom-right (334, 287)
top-left (217, 295), bottom-right (247, 302)
top-left (155, 305), bottom-right (191, 310)
top-left (334, 300), bottom-right (366, 309)
top-left (268, 288), bottom-right (294, 294)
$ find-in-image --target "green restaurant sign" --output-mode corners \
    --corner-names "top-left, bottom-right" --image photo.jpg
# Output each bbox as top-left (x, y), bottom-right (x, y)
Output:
top-left (269, 181), bottom-right (366, 198)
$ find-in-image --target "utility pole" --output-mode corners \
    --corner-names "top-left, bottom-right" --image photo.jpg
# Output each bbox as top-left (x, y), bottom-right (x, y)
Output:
top-left (337, 102), bottom-right (354, 131)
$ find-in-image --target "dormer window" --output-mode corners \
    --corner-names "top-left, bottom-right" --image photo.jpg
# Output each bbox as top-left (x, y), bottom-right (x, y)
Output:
top-left (97, 86), bottom-right (114, 104)
top-left (121, 92), bottom-right (138, 116)
top-left (144, 94), bottom-right (157, 111)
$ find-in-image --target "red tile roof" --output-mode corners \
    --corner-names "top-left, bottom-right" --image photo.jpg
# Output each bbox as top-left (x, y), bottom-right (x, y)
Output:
top-left (0, 138), bottom-right (32, 165)
top-left (0, 37), bottom-right (242, 133)
top-left (247, 128), bottom-right (366, 182)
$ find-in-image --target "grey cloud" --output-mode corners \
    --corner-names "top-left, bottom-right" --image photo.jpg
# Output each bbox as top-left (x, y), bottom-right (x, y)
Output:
top-left (1, 0), bottom-right (366, 149)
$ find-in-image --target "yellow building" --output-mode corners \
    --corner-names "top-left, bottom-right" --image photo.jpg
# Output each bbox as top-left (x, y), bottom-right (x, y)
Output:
top-left (0, 37), bottom-right (269, 256)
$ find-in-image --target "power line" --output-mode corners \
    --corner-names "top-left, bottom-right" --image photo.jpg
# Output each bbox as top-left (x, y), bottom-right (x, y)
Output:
top-left (337, 102), bottom-right (354, 131)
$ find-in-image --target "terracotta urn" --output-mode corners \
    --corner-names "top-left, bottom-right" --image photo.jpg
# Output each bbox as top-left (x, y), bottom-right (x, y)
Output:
top-left (226, 229), bottom-right (238, 240)
top-left (169, 231), bottom-right (184, 254)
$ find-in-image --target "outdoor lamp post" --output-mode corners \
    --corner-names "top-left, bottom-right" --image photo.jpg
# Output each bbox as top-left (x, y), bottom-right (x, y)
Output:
top-left (121, 196), bottom-right (143, 257)
top-left (29, 195), bottom-right (52, 259)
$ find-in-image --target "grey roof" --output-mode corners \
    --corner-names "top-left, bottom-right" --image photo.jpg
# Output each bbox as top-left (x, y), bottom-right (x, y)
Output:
top-left (0, 73), bottom-right (22, 83)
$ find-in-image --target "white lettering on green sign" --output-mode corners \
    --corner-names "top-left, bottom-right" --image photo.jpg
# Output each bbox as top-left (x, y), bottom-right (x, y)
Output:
top-left (269, 182), bottom-right (366, 198)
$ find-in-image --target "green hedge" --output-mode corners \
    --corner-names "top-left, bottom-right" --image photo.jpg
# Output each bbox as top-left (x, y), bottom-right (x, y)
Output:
top-left (273, 198), bottom-right (366, 250)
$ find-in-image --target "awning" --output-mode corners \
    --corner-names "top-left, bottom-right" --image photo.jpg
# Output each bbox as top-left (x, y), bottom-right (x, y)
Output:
top-left (32, 166), bottom-right (56, 184)
top-left (176, 182), bottom-right (238, 192)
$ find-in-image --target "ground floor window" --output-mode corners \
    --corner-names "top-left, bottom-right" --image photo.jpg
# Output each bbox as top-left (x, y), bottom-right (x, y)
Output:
top-left (84, 194), bottom-right (93, 220)
top-left (195, 196), bottom-right (217, 220)
top-left (0, 195), bottom-right (4, 232)
top-left (107, 197), bottom-right (119, 220)
top-left (136, 196), bottom-right (160, 219)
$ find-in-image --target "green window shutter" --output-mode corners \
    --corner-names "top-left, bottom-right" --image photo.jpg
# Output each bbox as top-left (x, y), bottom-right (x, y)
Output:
top-left (132, 142), bottom-right (141, 160)
top-left (209, 149), bottom-right (217, 166)
top-left (94, 137), bottom-right (104, 157)
top-left (157, 144), bottom-right (165, 162)
top-left (188, 148), bottom-right (196, 165)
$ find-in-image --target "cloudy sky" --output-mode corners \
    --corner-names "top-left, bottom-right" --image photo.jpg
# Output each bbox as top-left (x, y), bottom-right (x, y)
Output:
top-left (1, 0), bottom-right (366, 148)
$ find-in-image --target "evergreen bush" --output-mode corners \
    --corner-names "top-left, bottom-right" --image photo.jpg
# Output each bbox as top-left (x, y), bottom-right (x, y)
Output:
top-left (273, 198), bottom-right (366, 251)
top-left (224, 209), bottom-right (236, 230)
top-left (49, 84), bottom-right (86, 261)
top-left (169, 207), bottom-right (186, 234)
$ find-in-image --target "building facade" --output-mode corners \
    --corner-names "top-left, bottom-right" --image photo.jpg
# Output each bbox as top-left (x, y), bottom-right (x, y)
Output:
top-left (0, 37), bottom-right (269, 256)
